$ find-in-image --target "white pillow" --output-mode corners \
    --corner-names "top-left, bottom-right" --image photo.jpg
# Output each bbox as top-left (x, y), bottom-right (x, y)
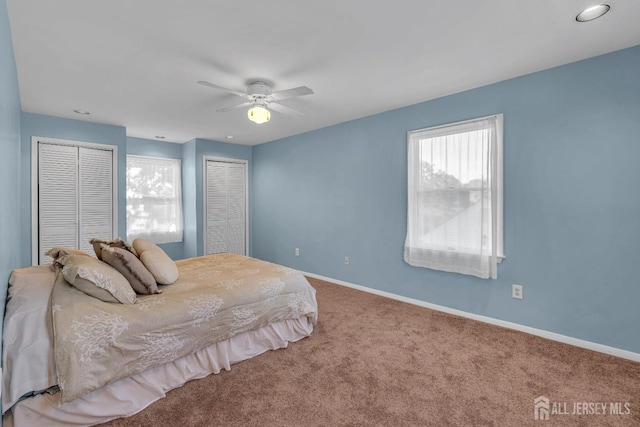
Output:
top-left (132, 238), bottom-right (179, 285)
top-left (2, 265), bottom-right (57, 412)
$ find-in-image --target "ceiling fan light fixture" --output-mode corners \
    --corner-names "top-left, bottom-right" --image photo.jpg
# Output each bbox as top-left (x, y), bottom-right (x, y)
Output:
top-left (576, 4), bottom-right (610, 22)
top-left (247, 105), bottom-right (271, 124)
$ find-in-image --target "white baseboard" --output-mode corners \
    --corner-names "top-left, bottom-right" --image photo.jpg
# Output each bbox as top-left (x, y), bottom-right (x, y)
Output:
top-left (303, 271), bottom-right (640, 363)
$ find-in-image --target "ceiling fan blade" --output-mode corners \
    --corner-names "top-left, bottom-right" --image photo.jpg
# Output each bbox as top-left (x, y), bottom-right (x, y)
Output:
top-left (197, 80), bottom-right (248, 98)
top-left (269, 102), bottom-right (303, 115)
top-left (270, 86), bottom-right (314, 101)
top-left (216, 101), bottom-right (252, 112)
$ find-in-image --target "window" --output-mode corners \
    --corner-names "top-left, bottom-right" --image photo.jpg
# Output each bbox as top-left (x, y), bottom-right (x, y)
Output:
top-left (126, 155), bottom-right (183, 244)
top-left (404, 114), bottom-right (503, 279)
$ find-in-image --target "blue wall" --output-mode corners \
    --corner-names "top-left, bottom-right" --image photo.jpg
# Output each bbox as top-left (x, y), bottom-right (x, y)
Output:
top-left (20, 113), bottom-right (127, 266)
top-left (0, 0), bottom-right (22, 379)
top-left (127, 136), bottom-right (183, 158)
top-left (127, 136), bottom-right (184, 260)
top-left (252, 46), bottom-right (640, 353)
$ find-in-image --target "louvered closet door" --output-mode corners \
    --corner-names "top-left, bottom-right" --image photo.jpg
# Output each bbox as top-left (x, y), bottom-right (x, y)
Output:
top-left (205, 162), bottom-right (228, 254)
top-left (205, 160), bottom-right (246, 255)
top-left (226, 163), bottom-right (246, 255)
top-left (37, 141), bottom-right (115, 264)
top-left (78, 147), bottom-right (113, 254)
top-left (39, 144), bottom-right (79, 264)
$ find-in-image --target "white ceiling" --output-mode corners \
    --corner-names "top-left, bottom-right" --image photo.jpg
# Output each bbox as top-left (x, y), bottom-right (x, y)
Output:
top-left (6, 1), bottom-right (640, 145)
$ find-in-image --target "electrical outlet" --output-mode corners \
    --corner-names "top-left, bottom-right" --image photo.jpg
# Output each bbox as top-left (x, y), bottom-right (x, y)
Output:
top-left (295, 248), bottom-right (299, 257)
top-left (344, 256), bottom-right (350, 265)
top-left (512, 284), bottom-right (523, 300)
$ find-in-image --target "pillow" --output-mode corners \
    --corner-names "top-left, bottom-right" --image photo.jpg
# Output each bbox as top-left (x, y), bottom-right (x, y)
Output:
top-left (45, 246), bottom-right (92, 260)
top-left (2, 265), bottom-right (58, 412)
top-left (89, 237), bottom-right (137, 260)
top-left (100, 244), bottom-right (160, 295)
top-left (132, 238), bottom-right (179, 285)
top-left (59, 254), bottom-right (137, 304)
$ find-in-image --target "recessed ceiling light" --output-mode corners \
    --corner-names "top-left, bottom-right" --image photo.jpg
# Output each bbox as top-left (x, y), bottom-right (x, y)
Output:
top-left (225, 135), bottom-right (235, 140)
top-left (155, 135), bottom-right (166, 139)
top-left (576, 4), bottom-right (610, 22)
top-left (73, 109), bottom-right (90, 115)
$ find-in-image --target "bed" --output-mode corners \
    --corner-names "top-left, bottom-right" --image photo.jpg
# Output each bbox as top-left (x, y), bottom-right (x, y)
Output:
top-left (2, 243), bottom-right (318, 427)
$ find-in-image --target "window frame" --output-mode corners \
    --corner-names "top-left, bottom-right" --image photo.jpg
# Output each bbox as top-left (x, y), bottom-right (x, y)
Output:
top-left (126, 154), bottom-right (183, 244)
top-left (405, 114), bottom-right (504, 277)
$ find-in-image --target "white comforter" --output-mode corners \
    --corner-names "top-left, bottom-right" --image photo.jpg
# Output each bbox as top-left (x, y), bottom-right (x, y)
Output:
top-left (52, 253), bottom-right (318, 403)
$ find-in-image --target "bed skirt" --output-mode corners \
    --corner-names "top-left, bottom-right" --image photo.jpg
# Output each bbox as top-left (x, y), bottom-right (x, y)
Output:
top-left (5, 316), bottom-right (313, 427)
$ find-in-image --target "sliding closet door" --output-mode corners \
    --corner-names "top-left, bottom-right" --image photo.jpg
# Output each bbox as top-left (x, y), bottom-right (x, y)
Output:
top-left (204, 159), bottom-right (247, 255)
top-left (35, 139), bottom-right (116, 264)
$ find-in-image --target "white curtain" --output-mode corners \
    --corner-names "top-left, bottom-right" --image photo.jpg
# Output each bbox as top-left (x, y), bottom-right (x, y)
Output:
top-left (126, 155), bottom-right (183, 244)
top-left (404, 115), bottom-right (502, 279)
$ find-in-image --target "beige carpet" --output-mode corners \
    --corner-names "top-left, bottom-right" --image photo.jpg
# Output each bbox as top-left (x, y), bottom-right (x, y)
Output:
top-left (101, 278), bottom-right (640, 426)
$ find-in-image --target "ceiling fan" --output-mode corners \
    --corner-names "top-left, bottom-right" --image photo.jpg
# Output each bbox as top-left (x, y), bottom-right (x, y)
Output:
top-left (197, 80), bottom-right (314, 124)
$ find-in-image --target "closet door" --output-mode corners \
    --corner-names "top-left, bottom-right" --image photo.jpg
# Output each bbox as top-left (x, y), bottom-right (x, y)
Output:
top-left (205, 161), bottom-right (228, 255)
top-left (204, 159), bottom-right (247, 255)
top-left (38, 143), bottom-right (79, 264)
top-left (36, 140), bottom-right (116, 264)
top-left (226, 163), bottom-right (246, 255)
top-left (78, 147), bottom-right (113, 254)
